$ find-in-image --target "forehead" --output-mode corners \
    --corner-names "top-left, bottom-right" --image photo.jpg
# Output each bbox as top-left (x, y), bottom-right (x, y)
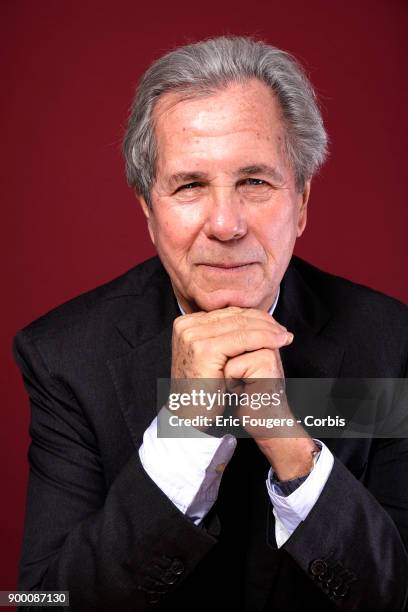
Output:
top-left (152, 79), bottom-right (286, 167)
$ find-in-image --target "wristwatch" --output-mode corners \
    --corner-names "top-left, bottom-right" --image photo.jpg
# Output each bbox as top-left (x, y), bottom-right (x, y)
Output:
top-left (271, 441), bottom-right (321, 497)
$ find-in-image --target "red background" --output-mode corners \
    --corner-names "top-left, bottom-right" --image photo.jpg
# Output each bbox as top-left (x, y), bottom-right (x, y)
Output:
top-left (1, 0), bottom-right (407, 595)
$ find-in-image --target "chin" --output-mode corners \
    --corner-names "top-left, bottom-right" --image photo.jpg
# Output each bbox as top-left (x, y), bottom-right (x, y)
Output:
top-left (195, 292), bottom-right (261, 312)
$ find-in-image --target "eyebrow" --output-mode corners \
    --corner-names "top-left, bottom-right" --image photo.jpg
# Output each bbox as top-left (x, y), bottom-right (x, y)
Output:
top-left (167, 164), bottom-right (284, 189)
top-left (236, 164), bottom-right (284, 184)
top-left (168, 171), bottom-right (208, 189)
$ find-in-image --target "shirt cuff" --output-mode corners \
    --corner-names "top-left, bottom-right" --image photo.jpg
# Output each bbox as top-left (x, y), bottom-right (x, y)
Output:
top-left (139, 407), bottom-right (237, 523)
top-left (266, 439), bottom-right (334, 545)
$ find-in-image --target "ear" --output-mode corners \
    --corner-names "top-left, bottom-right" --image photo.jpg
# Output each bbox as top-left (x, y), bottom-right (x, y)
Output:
top-left (296, 179), bottom-right (311, 238)
top-left (136, 191), bottom-right (156, 246)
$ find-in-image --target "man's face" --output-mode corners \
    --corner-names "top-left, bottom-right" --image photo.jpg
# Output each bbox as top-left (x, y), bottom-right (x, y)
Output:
top-left (138, 78), bottom-right (310, 313)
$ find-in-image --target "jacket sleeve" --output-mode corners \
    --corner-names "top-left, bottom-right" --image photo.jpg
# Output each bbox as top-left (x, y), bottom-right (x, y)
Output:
top-left (271, 439), bottom-right (408, 611)
top-left (13, 329), bottom-right (218, 611)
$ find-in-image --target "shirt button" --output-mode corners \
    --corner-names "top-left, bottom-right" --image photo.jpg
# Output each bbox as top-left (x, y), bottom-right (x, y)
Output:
top-left (215, 463), bottom-right (226, 473)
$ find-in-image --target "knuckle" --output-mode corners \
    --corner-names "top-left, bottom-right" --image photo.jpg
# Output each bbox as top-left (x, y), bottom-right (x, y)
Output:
top-left (173, 316), bottom-right (185, 334)
top-left (190, 338), bottom-right (204, 357)
top-left (181, 327), bottom-right (194, 344)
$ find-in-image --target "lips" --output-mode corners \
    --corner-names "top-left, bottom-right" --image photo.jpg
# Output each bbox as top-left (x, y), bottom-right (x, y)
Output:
top-left (197, 262), bottom-right (256, 274)
top-left (198, 262), bottom-right (255, 268)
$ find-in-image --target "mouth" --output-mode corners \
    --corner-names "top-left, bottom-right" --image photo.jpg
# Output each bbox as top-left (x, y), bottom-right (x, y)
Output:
top-left (197, 262), bottom-right (256, 271)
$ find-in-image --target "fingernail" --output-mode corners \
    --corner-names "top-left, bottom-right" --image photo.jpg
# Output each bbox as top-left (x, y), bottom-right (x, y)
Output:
top-left (286, 332), bottom-right (294, 343)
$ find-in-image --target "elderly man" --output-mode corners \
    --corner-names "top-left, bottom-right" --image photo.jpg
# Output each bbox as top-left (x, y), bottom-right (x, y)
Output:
top-left (14, 36), bottom-right (408, 611)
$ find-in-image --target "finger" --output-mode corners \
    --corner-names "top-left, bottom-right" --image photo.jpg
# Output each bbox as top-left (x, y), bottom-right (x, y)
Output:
top-left (175, 305), bottom-right (282, 329)
top-left (173, 306), bottom-right (246, 333)
top-left (178, 316), bottom-right (289, 344)
top-left (174, 309), bottom-right (289, 337)
top-left (224, 348), bottom-right (285, 380)
top-left (190, 329), bottom-right (293, 366)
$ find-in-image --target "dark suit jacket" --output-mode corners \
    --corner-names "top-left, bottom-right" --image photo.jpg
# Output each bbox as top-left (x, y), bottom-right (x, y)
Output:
top-left (13, 255), bottom-right (408, 611)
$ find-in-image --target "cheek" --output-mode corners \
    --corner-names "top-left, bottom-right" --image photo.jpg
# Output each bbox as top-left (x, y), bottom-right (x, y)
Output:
top-left (253, 201), bottom-right (298, 247)
top-left (153, 203), bottom-right (204, 255)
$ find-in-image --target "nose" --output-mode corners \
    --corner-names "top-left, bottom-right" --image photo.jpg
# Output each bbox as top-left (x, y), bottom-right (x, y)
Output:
top-left (204, 187), bottom-right (247, 241)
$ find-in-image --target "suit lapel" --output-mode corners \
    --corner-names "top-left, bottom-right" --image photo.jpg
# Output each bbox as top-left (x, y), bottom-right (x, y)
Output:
top-left (275, 262), bottom-right (345, 378)
top-left (106, 267), bottom-right (179, 449)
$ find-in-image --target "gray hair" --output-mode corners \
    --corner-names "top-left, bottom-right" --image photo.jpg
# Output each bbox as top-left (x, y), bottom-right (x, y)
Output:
top-left (123, 36), bottom-right (328, 207)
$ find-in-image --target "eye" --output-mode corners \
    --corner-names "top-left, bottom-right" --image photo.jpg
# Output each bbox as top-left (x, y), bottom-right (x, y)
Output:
top-left (241, 178), bottom-right (268, 186)
top-left (176, 181), bottom-right (203, 192)
top-left (238, 177), bottom-right (273, 200)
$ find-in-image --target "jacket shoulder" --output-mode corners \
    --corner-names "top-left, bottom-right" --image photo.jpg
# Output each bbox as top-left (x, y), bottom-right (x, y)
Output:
top-left (291, 256), bottom-right (408, 375)
top-left (292, 256), bottom-right (407, 321)
top-left (15, 256), bottom-right (166, 343)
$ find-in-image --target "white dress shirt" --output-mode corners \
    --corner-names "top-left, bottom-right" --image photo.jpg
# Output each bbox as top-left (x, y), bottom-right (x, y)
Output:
top-left (138, 288), bottom-right (334, 546)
